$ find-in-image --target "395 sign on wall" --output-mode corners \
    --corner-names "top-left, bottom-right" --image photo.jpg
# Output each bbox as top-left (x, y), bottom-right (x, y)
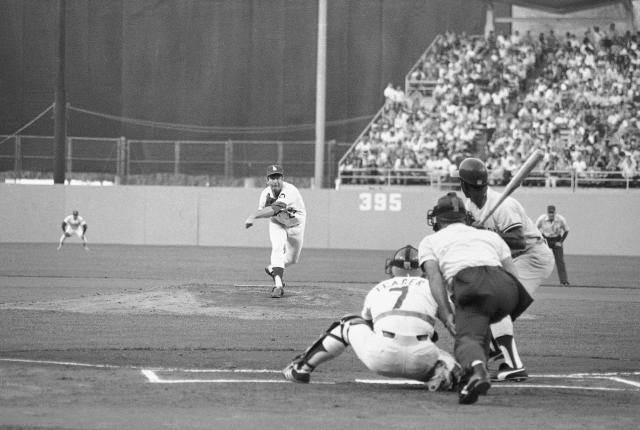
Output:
top-left (358, 193), bottom-right (402, 211)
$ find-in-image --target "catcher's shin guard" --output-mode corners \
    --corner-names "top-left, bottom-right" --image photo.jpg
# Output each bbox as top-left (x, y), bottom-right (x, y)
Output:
top-left (296, 315), bottom-right (364, 371)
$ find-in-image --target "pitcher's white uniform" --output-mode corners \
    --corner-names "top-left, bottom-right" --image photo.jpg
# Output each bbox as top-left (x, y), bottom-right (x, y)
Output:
top-left (63, 214), bottom-right (87, 238)
top-left (348, 276), bottom-right (456, 381)
top-left (257, 181), bottom-right (306, 269)
top-left (464, 187), bottom-right (553, 295)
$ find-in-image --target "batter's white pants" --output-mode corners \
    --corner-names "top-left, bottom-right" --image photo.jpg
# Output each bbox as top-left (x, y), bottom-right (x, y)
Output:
top-left (491, 241), bottom-right (555, 337)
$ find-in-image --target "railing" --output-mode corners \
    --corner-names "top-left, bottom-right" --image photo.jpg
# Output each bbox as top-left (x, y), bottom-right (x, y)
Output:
top-left (404, 34), bottom-right (443, 97)
top-left (336, 168), bottom-right (640, 190)
top-left (336, 107), bottom-right (386, 168)
top-left (0, 135), bottom-right (351, 187)
top-left (336, 167), bottom-right (456, 189)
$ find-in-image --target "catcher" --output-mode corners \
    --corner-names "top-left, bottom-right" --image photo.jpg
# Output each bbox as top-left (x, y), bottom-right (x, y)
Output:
top-left (245, 165), bottom-right (306, 298)
top-left (282, 245), bottom-right (461, 392)
top-left (57, 210), bottom-right (89, 251)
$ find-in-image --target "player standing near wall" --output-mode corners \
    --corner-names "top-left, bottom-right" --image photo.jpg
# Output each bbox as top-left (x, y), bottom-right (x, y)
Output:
top-left (457, 158), bottom-right (554, 382)
top-left (245, 165), bottom-right (306, 298)
top-left (282, 245), bottom-right (461, 392)
top-left (57, 210), bottom-right (89, 251)
top-left (536, 205), bottom-right (570, 285)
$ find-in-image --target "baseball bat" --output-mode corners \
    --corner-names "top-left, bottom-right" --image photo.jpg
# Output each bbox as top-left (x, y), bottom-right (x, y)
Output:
top-left (478, 149), bottom-right (544, 226)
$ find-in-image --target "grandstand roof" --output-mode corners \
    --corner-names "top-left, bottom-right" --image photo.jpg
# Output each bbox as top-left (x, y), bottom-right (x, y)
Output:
top-left (492, 0), bottom-right (630, 14)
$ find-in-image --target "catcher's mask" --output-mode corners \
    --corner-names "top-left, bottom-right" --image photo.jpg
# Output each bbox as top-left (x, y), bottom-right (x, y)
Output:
top-left (427, 192), bottom-right (473, 232)
top-left (385, 245), bottom-right (420, 274)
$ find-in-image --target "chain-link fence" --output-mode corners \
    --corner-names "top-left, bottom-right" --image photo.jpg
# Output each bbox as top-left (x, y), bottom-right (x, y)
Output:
top-left (0, 135), bottom-right (351, 187)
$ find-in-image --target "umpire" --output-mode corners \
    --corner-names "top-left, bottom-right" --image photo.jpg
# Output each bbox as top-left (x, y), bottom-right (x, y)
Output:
top-left (536, 205), bottom-right (570, 285)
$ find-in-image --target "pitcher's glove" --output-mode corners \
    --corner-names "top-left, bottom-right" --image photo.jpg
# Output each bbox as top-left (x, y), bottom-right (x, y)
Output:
top-left (271, 202), bottom-right (300, 228)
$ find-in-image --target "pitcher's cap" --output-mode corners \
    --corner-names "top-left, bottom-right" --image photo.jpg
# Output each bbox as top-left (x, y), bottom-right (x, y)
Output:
top-left (267, 165), bottom-right (284, 176)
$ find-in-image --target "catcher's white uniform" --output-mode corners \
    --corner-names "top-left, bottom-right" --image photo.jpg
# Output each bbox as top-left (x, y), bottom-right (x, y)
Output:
top-left (257, 181), bottom-right (306, 269)
top-left (347, 275), bottom-right (456, 382)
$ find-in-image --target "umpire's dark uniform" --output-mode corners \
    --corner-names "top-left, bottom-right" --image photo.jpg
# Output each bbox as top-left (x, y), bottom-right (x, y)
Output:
top-left (451, 266), bottom-right (532, 368)
top-left (419, 222), bottom-right (532, 370)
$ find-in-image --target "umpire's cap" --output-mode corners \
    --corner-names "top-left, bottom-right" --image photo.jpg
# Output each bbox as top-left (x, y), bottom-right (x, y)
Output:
top-left (427, 192), bottom-right (470, 231)
top-left (267, 164), bottom-right (284, 177)
top-left (458, 157), bottom-right (488, 187)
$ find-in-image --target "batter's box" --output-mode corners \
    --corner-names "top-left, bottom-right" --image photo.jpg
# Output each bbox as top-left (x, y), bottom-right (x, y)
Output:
top-left (141, 368), bottom-right (640, 392)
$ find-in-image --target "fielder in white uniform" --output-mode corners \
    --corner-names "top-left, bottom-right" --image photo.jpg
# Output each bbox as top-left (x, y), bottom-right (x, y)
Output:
top-left (245, 164), bottom-right (306, 298)
top-left (57, 210), bottom-right (89, 250)
top-left (457, 157), bottom-right (554, 382)
top-left (282, 245), bottom-right (460, 391)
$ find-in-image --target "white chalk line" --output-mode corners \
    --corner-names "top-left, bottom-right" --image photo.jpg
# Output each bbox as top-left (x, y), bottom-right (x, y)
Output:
top-left (234, 284), bottom-right (272, 288)
top-left (3, 358), bottom-right (639, 392)
top-left (606, 376), bottom-right (640, 388)
top-left (141, 369), bottom-right (640, 392)
top-left (0, 357), bottom-right (121, 368)
top-left (356, 379), bottom-right (627, 392)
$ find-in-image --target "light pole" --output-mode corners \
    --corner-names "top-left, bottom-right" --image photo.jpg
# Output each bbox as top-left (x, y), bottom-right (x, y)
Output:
top-left (314, 0), bottom-right (327, 188)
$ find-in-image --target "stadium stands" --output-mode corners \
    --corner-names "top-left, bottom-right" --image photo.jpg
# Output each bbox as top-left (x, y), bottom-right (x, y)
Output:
top-left (337, 26), bottom-right (640, 189)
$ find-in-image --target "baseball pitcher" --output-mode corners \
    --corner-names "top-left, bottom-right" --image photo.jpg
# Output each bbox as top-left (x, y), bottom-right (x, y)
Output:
top-left (245, 164), bottom-right (306, 298)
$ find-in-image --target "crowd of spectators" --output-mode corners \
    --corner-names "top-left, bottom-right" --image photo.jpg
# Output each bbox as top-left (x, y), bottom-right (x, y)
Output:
top-left (339, 25), bottom-right (640, 187)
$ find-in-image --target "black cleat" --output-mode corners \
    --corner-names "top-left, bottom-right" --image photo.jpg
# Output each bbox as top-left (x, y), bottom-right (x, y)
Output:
top-left (492, 363), bottom-right (528, 382)
top-left (270, 285), bottom-right (284, 298)
top-left (459, 365), bottom-right (491, 405)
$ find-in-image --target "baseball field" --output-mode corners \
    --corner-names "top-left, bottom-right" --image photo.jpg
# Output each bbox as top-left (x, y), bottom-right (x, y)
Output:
top-left (1, 243), bottom-right (638, 429)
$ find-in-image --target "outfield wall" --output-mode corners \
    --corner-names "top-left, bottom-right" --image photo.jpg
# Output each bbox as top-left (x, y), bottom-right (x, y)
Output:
top-left (0, 184), bottom-right (638, 256)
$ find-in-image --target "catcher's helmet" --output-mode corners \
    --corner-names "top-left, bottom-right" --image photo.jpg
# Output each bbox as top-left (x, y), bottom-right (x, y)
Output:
top-left (385, 245), bottom-right (420, 274)
top-left (458, 158), bottom-right (488, 187)
top-left (427, 192), bottom-right (473, 231)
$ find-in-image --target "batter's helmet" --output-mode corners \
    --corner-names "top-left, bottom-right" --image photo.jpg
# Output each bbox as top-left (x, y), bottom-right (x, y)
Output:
top-left (458, 158), bottom-right (488, 187)
top-left (427, 192), bottom-right (473, 231)
top-left (385, 244), bottom-right (420, 274)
